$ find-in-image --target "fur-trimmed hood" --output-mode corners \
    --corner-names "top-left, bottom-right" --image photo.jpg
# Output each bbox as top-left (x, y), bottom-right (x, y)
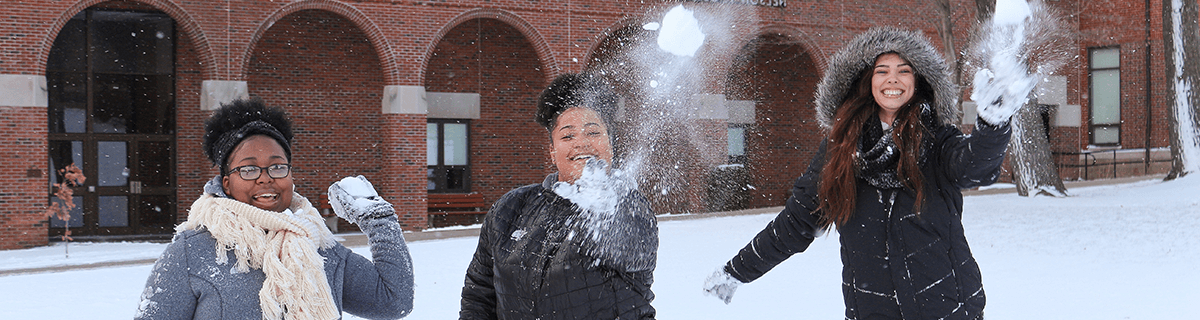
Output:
top-left (814, 27), bottom-right (960, 130)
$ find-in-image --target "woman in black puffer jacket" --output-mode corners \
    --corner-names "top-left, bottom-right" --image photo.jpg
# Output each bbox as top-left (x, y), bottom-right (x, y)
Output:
top-left (460, 73), bottom-right (658, 320)
top-left (704, 27), bottom-right (1024, 320)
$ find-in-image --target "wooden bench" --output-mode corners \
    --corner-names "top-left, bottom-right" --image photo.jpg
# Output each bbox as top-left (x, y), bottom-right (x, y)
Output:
top-left (427, 193), bottom-right (489, 215)
top-left (428, 193), bottom-right (489, 227)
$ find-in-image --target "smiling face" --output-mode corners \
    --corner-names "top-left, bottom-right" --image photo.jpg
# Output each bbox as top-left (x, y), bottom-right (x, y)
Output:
top-left (871, 53), bottom-right (917, 124)
top-left (221, 135), bottom-right (293, 212)
top-left (550, 107), bottom-right (614, 183)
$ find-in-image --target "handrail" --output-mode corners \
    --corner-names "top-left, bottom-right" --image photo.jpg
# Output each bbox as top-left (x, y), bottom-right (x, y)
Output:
top-left (1051, 149), bottom-right (1171, 180)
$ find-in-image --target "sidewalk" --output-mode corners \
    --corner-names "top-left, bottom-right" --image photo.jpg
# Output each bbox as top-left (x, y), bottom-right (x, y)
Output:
top-left (0, 174), bottom-right (1164, 276)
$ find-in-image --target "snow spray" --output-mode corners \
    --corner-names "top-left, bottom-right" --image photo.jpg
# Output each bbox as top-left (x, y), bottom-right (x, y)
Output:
top-left (559, 4), bottom-right (751, 215)
top-left (969, 0), bottom-right (1072, 196)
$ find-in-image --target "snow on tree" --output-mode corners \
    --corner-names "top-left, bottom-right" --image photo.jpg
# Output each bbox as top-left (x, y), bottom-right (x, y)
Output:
top-left (1164, 0), bottom-right (1200, 180)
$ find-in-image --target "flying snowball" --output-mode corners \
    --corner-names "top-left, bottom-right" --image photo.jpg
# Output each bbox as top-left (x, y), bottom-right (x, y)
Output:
top-left (993, 0), bottom-right (1031, 27)
top-left (656, 5), bottom-right (705, 57)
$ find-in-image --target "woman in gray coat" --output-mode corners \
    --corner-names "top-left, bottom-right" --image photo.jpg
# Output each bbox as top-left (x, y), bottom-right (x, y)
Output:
top-left (135, 98), bottom-right (414, 320)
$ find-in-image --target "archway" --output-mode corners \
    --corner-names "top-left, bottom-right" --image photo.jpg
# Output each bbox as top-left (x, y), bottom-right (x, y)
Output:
top-left (423, 17), bottom-right (547, 226)
top-left (725, 32), bottom-right (822, 208)
top-left (245, 9), bottom-right (386, 231)
top-left (45, 2), bottom-right (190, 238)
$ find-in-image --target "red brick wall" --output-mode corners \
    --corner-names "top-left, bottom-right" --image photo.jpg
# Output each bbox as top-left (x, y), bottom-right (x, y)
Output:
top-left (175, 16), bottom-right (210, 225)
top-left (2, 0), bottom-right (1190, 249)
top-left (425, 18), bottom-right (550, 209)
top-left (0, 108), bottom-right (49, 249)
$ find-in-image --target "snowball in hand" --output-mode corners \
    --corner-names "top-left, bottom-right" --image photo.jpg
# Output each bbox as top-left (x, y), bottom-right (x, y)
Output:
top-left (656, 5), bottom-right (705, 57)
top-left (328, 175), bottom-right (393, 224)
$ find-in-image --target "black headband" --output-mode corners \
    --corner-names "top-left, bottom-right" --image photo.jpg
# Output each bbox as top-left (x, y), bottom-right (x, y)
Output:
top-left (211, 120), bottom-right (292, 173)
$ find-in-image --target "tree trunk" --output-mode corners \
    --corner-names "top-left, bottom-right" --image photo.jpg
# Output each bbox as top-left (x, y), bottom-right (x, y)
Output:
top-left (977, 0), bottom-right (1067, 196)
top-left (1164, 0), bottom-right (1200, 180)
top-left (975, 0), bottom-right (996, 23)
top-left (1009, 103), bottom-right (1068, 196)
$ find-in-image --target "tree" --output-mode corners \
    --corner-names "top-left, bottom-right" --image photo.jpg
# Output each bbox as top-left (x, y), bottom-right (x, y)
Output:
top-left (1164, 0), bottom-right (1200, 180)
top-left (45, 163), bottom-right (86, 257)
top-left (972, 0), bottom-right (1070, 196)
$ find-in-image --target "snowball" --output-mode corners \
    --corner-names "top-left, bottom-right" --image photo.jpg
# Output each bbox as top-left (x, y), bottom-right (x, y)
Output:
top-left (656, 5), bottom-right (705, 57)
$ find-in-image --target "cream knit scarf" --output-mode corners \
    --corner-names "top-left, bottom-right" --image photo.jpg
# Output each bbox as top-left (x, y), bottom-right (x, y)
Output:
top-left (177, 193), bottom-right (340, 320)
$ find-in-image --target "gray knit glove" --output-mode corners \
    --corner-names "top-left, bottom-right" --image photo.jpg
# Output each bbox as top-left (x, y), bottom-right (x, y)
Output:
top-left (328, 175), bottom-right (395, 225)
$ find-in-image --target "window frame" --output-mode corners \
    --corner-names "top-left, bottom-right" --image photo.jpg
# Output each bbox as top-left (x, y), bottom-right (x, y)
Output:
top-left (427, 119), bottom-right (471, 193)
top-left (1088, 46), bottom-right (1121, 146)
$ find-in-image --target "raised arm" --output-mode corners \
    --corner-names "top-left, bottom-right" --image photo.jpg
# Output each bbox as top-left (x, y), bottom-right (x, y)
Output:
top-left (328, 176), bottom-right (414, 319)
top-left (576, 191), bottom-right (658, 274)
top-left (937, 120), bottom-right (1013, 189)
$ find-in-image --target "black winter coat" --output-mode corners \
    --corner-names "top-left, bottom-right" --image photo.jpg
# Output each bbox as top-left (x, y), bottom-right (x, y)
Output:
top-left (725, 120), bottom-right (1011, 320)
top-left (461, 174), bottom-right (658, 320)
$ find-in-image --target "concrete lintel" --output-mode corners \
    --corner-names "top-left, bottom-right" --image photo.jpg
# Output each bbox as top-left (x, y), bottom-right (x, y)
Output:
top-left (688, 93), bottom-right (729, 120)
top-left (383, 85), bottom-right (427, 115)
top-left (726, 100), bottom-right (756, 124)
top-left (0, 74), bottom-right (48, 107)
top-left (427, 92), bottom-right (480, 119)
top-left (961, 101), bottom-right (978, 125)
top-left (201, 80), bottom-right (248, 111)
top-left (1055, 104), bottom-right (1082, 127)
top-left (1036, 75), bottom-right (1067, 106)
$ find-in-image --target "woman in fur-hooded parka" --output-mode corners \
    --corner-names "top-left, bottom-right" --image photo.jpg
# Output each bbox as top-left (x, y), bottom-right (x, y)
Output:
top-left (717, 27), bottom-right (1012, 319)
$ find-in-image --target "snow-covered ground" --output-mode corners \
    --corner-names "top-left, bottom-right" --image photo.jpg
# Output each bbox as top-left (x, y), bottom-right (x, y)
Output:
top-left (1, 175), bottom-right (1197, 319)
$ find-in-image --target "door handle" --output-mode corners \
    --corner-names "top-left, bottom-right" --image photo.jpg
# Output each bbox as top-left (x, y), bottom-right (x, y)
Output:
top-left (130, 181), bottom-right (142, 194)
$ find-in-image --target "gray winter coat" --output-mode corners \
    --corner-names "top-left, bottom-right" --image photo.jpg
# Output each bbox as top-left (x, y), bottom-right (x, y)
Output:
top-left (724, 27), bottom-right (1009, 320)
top-left (135, 181), bottom-right (414, 320)
top-left (460, 174), bottom-right (658, 320)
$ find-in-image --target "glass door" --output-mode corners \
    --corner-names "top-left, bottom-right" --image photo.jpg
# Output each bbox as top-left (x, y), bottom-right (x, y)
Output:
top-left (46, 8), bottom-right (177, 237)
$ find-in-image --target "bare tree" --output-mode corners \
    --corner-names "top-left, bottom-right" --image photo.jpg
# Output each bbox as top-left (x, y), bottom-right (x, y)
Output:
top-left (971, 0), bottom-right (1069, 196)
top-left (1164, 0), bottom-right (1200, 180)
top-left (1009, 103), bottom-right (1067, 196)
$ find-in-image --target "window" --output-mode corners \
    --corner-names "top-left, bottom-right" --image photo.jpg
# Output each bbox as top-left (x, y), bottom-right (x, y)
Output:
top-left (1089, 47), bottom-right (1120, 146)
top-left (427, 119), bottom-right (470, 193)
top-left (727, 125), bottom-right (748, 164)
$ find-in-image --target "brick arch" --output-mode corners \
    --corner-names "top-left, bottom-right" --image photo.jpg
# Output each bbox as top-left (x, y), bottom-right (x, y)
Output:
top-left (36, 0), bottom-right (216, 79)
top-left (583, 16), bottom-right (653, 66)
top-left (734, 24), bottom-right (829, 79)
top-left (240, 0), bottom-right (398, 84)
top-left (424, 8), bottom-right (559, 85)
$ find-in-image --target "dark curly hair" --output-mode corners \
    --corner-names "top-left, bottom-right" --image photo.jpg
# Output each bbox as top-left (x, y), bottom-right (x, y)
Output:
top-left (535, 73), bottom-right (619, 132)
top-left (202, 97), bottom-right (294, 174)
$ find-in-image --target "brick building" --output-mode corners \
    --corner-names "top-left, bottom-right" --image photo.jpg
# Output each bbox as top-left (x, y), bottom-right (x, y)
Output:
top-left (0, 0), bottom-right (1178, 249)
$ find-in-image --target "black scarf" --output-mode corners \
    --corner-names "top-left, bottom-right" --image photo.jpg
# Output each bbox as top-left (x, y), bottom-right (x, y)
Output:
top-left (857, 114), bottom-right (904, 190)
top-left (856, 104), bottom-right (938, 190)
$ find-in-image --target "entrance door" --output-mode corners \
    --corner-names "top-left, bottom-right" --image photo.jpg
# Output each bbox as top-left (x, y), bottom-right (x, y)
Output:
top-left (46, 8), bottom-right (177, 237)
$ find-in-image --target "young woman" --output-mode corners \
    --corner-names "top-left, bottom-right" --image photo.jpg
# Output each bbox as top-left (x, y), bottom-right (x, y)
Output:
top-left (459, 73), bottom-right (658, 320)
top-left (704, 27), bottom-right (1024, 320)
top-left (135, 98), bottom-right (414, 320)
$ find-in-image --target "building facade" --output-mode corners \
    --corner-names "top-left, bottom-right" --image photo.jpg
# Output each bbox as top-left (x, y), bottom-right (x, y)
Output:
top-left (0, 0), bottom-right (1177, 249)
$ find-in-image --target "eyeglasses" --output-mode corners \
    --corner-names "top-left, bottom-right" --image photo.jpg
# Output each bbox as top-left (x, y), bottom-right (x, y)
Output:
top-left (226, 164), bottom-right (292, 180)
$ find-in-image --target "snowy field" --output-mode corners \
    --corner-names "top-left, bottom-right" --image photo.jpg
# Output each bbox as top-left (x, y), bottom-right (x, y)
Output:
top-left (0, 175), bottom-right (1197, 319)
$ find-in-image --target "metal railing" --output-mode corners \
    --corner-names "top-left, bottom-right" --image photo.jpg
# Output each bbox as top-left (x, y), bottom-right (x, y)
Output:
top-left (1051, 149), bottom-right (1172, 180)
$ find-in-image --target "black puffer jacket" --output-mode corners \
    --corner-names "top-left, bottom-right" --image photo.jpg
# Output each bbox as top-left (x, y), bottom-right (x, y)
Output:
top-left (461, 174), bottom-right (658, 320)
top-left (723, 27), bottom-right (1011, 320)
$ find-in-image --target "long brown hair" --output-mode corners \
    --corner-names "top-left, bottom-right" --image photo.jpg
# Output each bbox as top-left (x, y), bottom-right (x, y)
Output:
top-left (816, 55), bottom-right (934, 229)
